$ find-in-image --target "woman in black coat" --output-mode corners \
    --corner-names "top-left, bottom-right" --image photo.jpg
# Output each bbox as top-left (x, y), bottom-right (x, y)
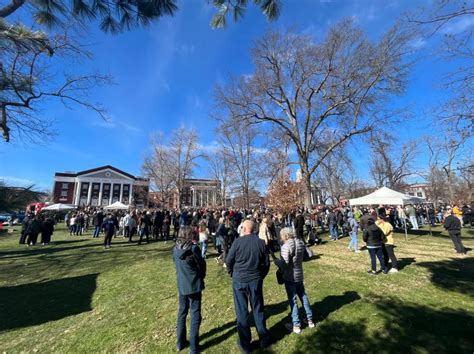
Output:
top-left (41, 217), bottom-right (55, 245)
top-left (363, 219), bottom-right (387, 275)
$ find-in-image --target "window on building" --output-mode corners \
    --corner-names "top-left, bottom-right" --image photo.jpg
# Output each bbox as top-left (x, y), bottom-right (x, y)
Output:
top-left (93, 184), bottom-right (100, 190)
top-left (114, 185), bottom-right (120, 190)
top-left (61, 183), bottom-right (69, 189)
top-left (61, 190), bottom-right (68, 197)
top-left (104, 184), bottom-right (110, 190)
top-left (408, 192), bottom-right (414, 196)
top-left (123, 185), bottom-right (129, 191)
top-left (82, 184), bottom-right (89, 190)
top-left (417, 192), bottom-right (423, 197)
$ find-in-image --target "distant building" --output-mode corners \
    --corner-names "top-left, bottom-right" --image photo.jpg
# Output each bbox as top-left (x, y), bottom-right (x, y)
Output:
top-left (53, 165), bottom-right (149, 207)
top-left (405, 183), bottom-right (429, 199)
top-left (149, 178), bottom-right (220, 208)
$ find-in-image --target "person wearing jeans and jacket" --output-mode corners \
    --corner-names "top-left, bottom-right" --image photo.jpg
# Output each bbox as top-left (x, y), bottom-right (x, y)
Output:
top-left (376, 212), bottom-right (398, 273)
top-left (173, 226), bottom-right (206, 354)
top-left (347, 215), bottom-right (360, 253)
top-left (226, 219), bottom-right (271, 353)
top-left (272, 227), bottom-right (314, 334)
top-left (363, 219), bottom-right (387, 275)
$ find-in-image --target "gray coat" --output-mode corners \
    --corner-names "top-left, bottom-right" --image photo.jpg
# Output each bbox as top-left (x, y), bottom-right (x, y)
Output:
top-left (275, 238), bottom-right (305, 283)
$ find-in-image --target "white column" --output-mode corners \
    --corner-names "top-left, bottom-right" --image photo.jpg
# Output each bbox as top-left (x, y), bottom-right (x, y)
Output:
top-left (109, 184), bottom-right (113, 205)
top-left (86, 183), bottom-right (92, 206)
top-left (206, 190), bottom-right (209, 206)
top-left (130, 184), bottom-right (134, 205)
top-left (74, 180), bottom-right (81, 206)
top-left (119, 183), bottom-right (124, 203)
top-left (192, 188), bottom-right (196, 207)
top-left (98, 182), bottom-right (103, 206)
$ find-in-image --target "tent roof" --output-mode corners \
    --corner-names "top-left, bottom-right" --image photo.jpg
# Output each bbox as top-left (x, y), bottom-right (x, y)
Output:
top-left (42, 203), bottom-right (76, 211)
top-left (349, 186), bottom-right (425, 206)
top-left (104, 201), bottom-right (130, 210)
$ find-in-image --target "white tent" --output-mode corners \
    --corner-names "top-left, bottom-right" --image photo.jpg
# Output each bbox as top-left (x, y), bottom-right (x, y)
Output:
top-left (104, 201), bottom-right (130, 210)
top-left (349, 186), bottom-right (425, 206)
top-left (349, 186), bottom-right (426, 240)
top-left (42, 203), bottom-right (76, 211)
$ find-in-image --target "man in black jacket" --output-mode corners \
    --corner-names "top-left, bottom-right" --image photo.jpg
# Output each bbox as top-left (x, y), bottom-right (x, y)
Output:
top-left (444, 212), bottom-right (466, 255)
top-left (101, 214), bottom-right (117, 249)
top-left (153, 210), bottom-right (163, 240)
top-left (226, 219), bottom-right (271, 353)
top-left (294, 211), bottom-right (305, 240)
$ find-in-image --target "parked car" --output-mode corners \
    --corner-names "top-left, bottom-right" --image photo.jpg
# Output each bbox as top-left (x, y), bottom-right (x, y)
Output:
top-left (0, 213), bottom-right (12, 223)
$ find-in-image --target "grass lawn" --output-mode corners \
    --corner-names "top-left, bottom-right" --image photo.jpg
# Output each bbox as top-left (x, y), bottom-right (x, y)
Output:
top-left (1, 223), bottom-right (473, 353)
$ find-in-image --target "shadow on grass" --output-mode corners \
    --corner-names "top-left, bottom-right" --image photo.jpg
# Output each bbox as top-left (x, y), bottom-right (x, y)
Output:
top-left (200, 301), bottom-right (288, 351)
top-left (292, 296), bottom-right (474, 353)
top-left (397, 257), bottom-right (416, 270)
top-left (0, 274), bottom-right (98, 331)
top-left (396, 229), bottom-right (443, 236)
top-left (416, 257), bottom-right (474, 297)
top-left (0, 238), bottom-right (165, 258)
top-left (264, 291), bottom-right (361, 352)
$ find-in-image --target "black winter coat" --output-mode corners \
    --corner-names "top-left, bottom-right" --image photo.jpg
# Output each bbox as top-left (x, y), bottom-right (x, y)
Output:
top-left (173, 243), bottom-right (206, 296)
top-left (363, 224), bottom-right (385, 247)
top-left (444, 215), bottom-right (461, 232)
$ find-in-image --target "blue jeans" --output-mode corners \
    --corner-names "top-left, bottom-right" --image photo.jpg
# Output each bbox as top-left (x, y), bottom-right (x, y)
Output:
top-left (348, 231), bottom-right (358, 250)
top-left (200, 241), bottom-right (207, 259)
top-left (232, 279), bottom-right (270, 351)
top-left (284, 281), bottom-right (313, 326)
top-left (368, 247), bottom-right (386, 272)
top-left (329, 224), bottom-right (338, 239)
top-left (93, 225), bottom-right (101, 238)
top-left (177, 292), bottom-right (201, 353)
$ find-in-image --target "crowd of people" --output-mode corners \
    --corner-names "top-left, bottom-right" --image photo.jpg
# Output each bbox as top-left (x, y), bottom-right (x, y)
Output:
top-left (171, 203), bottom-right (470, 353)
top-left (16, 202), bottom-right (471, 353)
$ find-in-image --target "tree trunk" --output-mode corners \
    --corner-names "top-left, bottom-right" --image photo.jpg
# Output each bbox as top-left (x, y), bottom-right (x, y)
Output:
top-left (302, 169), bottom-right (312, 209)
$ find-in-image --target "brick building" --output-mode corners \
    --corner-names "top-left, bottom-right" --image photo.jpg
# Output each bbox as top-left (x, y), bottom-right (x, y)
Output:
top-left (53, 165), bottom-right (149, 207)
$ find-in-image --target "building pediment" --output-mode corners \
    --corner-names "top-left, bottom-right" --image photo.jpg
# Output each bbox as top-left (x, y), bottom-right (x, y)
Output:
top-left (80, 170), bottom-right (134, 181)
top-left (77, 165), bottom-right (136, 180)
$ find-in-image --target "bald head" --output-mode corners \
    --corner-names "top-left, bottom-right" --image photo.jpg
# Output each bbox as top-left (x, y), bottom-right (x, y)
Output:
top-left (240, 219), bottom-right (255, 236)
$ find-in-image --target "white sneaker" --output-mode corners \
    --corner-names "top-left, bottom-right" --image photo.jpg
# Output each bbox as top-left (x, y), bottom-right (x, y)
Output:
top-left (307, 320), bottom-right (315, 328)
top-left (285, 323), bottom-right (301, 334)
top-left (355, 250), bottom-right (361, 253)
top-left (389, 268), bottom-right (398, 273)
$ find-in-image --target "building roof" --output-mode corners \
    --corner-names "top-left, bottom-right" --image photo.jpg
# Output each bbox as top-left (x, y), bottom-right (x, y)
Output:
top-left (55, 165), bottom-right (139, 180)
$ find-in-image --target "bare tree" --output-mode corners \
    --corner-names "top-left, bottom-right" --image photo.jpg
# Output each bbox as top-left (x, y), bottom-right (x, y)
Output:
top-left (142, 128), bottom-right (200, 207)
top-left (369, 134), bottom-right (417, 190)
top-left (171, 128), bottom-right (201, 206)
top-left (215, 20), bottom-right (414, 207)
top-left (142, 133), bottom-right (176, 207)
top-left (456, 160), bottom-right (473, 203)
top-left (205, 146), bottom-right (233, 206)
top-left (216, 118), bottom-right (260, 209)
top-left (0, 27), bottom-right (110, 142)
top-left (260, 132), bottom-right (292, 186)
top-left (410, 0), bottom-right (474, 135)
top-left (312, 148), bottom-right (354, 204)
top-left (0, 181), bottom-right (44, 212)
top-left (423, 129), bottom-right (471, 204)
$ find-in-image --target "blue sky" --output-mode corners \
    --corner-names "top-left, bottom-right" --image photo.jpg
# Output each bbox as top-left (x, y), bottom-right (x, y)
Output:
top-left (0, 0), bottom-right (472, 190)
